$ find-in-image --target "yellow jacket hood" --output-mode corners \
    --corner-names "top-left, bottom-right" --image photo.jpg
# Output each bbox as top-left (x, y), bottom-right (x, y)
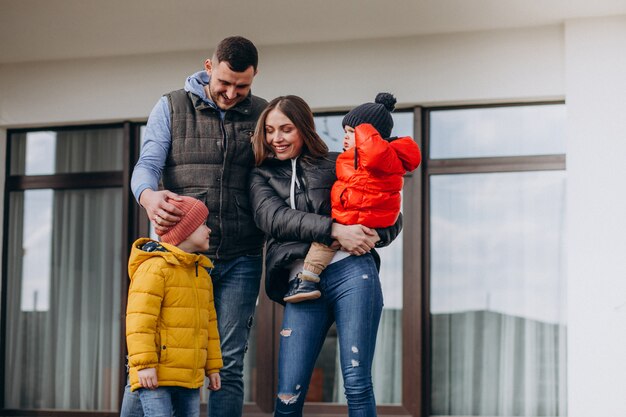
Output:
top-left (128, 238), bottom-right (214, 279)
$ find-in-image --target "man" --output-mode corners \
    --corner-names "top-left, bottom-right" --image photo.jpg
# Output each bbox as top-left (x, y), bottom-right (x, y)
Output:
top-left (121, 36), bottom-right (267, 417)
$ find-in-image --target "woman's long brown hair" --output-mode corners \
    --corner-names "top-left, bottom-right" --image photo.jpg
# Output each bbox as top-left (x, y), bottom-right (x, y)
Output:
top-left (252, 95), bottom-right (329, 166)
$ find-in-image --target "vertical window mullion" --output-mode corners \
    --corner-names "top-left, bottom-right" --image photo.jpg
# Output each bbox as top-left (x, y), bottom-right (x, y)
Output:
top-left (2, 125), bottom-right (125, 413)
top-left (426, 103), bottom-right (567, 417)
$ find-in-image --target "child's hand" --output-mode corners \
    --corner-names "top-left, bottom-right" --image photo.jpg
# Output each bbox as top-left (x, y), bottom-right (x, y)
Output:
top-left (329, 240), bottom-right (342, 250)
top-left (207, 373), bottom-right (221, 391)
top-left (138, 368), bottom-right (158, 389)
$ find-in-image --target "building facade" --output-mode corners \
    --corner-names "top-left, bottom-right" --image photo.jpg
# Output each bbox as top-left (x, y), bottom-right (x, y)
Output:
top-left (1, 2), bottom-right (625, 416)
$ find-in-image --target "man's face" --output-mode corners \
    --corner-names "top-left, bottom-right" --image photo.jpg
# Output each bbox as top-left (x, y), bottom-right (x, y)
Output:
top-left (205, 59), bottom-right (255, 110)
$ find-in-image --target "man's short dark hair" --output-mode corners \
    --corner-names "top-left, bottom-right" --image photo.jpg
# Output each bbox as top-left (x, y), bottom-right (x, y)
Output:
top-left (214, 36), bottom-right (259, 73)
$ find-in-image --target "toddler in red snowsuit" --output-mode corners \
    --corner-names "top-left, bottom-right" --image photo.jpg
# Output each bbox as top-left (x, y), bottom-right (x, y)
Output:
top-left (284, 93), bottom-right (422, 303)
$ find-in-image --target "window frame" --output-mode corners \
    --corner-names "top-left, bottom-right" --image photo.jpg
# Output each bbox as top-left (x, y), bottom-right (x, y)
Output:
top-left (422, 101), bottom-right (566, 416)
top-left (0, 122), bottom-right (139, 417)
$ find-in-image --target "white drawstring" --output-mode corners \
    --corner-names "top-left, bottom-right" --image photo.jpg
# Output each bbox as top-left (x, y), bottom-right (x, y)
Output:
top-left (289, 157), bottom-right (301, 209)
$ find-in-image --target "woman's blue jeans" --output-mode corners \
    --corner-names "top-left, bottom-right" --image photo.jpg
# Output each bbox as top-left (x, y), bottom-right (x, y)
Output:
top-left (274, 254), bottom-right (383, 417)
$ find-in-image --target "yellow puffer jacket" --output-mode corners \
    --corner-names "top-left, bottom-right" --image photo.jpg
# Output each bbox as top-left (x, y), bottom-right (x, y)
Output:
top-left (126, 238), bottom-right (222, 391)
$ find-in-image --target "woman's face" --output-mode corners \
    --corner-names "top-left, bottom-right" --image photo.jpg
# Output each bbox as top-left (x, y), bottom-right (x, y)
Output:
top-left (264, 108), bottom-right (304, 160)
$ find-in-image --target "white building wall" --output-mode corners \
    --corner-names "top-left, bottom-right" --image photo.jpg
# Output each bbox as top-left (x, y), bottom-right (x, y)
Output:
top-left (0, 25), bottom-right (563, 127)
top-left (258, 25), bottom-right (564, 109)
top-left (565, 15), bottom-right (626, 417)
top-left (0, 51), bottom-right (203, 126)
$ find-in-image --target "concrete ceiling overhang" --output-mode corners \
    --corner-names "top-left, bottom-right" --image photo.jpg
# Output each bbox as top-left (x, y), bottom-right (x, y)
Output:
top-left (1, 0), bottom-right (626, 64)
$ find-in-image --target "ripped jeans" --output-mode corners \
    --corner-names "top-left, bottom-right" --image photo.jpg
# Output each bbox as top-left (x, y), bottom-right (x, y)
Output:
top-left (275, 254), bottom-right (383, 417)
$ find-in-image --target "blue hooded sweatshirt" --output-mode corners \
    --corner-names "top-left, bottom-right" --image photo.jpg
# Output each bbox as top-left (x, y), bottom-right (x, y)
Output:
top-left (130, 71), bottom-right (225, 202)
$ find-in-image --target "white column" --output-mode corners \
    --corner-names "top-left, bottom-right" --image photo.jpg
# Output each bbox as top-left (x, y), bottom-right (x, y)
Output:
top-left (565, 15), bottom-right (626, 417)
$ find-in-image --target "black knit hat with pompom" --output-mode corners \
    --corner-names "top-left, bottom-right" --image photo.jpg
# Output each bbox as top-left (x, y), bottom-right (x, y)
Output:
top-left (342, 92), bottom-right (397, 138)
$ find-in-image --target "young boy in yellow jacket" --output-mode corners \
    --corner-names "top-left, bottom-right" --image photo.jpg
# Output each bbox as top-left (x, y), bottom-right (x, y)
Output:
top-left (126, 196), bottom-right (222, 417)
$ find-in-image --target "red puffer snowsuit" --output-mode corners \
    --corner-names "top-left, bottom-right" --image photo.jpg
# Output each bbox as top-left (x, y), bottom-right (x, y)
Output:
top-left (331, 123), bottom-right (421, 228)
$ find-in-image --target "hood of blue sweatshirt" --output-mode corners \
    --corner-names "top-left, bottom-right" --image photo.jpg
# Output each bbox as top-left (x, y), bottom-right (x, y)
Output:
top-left (184, 70), bottom-right (218, 109)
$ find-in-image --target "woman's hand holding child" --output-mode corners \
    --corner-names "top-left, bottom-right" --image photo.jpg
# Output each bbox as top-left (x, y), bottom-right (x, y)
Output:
top-left (331, 223), bottom-right (380, 255)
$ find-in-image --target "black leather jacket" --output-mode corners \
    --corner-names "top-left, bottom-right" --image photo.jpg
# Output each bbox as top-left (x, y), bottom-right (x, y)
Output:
top-left (249, 153), bottom-right (402, 304)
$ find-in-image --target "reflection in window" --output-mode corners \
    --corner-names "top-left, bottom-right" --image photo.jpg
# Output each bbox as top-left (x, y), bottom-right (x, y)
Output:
top-left (430, 104), bottom-right (566, 159)
top-left (10, 128), bottom-right (124, 175)
top-left (430, 171), bottom-right (567, 416)
top-left (5, 126), bottom-right (125, 411)
top-left (25, 132), bottom-right (56, 175)
top-left (315, 115), bottom-right (344, 152)
top-left (5, 189), bottom-right (122, 410)
top-left (20, 190), bottom-right (53, 311)
top-left (309, 112), bottom-right (413, 404)
top-left (316, 111), bottom-right (414, 153)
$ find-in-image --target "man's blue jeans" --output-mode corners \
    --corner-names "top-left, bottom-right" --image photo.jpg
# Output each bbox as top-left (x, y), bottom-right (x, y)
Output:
top-left (138, 386), bottom-right (200, 417)
top-left (274, 254), bottom-right (383, 417)
top-left (120, 254), bottom-right (262, 417)
top-left (207, 254), bottom-right (262, 417)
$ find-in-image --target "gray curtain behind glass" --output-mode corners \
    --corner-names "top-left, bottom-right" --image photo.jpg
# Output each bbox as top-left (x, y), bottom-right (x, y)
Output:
top-left (4, 129), bottom-right (123, 411)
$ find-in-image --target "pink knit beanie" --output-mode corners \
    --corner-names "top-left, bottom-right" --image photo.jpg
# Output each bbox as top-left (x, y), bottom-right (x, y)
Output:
top-left (159, 196), bottom-right (209, 246)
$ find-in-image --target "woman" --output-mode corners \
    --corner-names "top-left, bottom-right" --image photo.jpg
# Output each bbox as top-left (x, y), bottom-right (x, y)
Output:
top-left (249, 95), bottom-right (402, 416)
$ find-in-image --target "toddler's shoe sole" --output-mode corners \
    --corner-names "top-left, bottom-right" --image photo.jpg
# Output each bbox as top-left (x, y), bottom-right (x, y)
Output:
top-left (283, 290), bottom-right (321, 303)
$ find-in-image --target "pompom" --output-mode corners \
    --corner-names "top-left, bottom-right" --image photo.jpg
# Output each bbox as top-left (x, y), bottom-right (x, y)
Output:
top-left (375, 92), bottom-right (396, 112)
